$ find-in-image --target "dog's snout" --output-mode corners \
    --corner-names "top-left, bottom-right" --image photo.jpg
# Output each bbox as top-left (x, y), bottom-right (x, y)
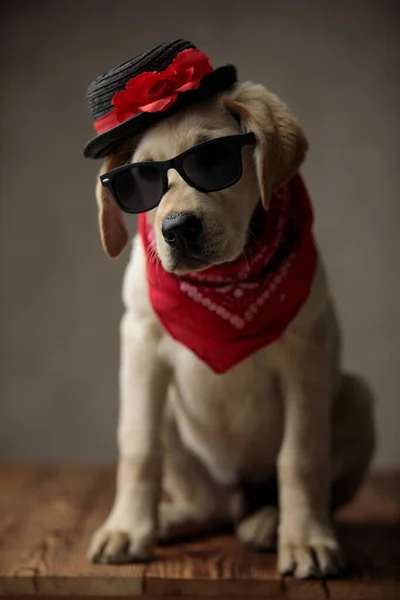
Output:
top-left (162, 213), bottom-right (203, 252)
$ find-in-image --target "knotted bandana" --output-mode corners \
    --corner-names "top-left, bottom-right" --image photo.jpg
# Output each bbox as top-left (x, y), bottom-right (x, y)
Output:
top-left (139, 174), bottom-right (317, 373)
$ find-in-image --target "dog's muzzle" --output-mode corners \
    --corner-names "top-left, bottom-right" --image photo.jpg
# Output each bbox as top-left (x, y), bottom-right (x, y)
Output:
top-left (162, 212), bottom-right (203, 259)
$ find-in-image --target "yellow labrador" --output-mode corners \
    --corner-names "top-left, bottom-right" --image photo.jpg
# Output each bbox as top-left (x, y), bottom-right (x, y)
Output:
top-left (88, 82), bottom-right (375, 578)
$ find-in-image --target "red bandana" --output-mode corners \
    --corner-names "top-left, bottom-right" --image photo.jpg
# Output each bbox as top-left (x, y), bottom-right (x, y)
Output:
top-left (139, 174), bottom-right (317, 373)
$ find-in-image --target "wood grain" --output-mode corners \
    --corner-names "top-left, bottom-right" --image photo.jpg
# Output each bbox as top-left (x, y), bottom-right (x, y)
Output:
top-left (0, 467), bottom-right (144, 595)
top-left (0, 467), bottom-right (399, 598)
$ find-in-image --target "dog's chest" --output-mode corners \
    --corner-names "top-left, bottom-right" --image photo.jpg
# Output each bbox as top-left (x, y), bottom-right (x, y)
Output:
top-left (163, 336), bottom-right (284, 485)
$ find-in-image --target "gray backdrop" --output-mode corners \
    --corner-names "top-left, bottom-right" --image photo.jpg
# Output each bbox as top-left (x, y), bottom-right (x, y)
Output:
top-left (1, 1), bottom-right (399, 467)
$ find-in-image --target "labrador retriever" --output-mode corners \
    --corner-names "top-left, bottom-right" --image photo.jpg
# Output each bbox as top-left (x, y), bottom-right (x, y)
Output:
top-left (88, 82), bottom-right (375, 578)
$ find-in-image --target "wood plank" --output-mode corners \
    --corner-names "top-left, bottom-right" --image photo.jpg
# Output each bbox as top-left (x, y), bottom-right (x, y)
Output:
top-left (14, 597), bottom-right (284, 600)
top-left (0, 468), bottom-right (399, 598)
top-left (328, 582), bottom-right (400, 600)
top-left (52, 467), bottom-right (144, 597)
top-left (0, 466), bottom-right (63, 594)
top-left (0, 467), bottom-right (145, 596)
top-left (145, 534), bottom-right (285, 597)
top-left (327, 471), bottom-right (400, 599)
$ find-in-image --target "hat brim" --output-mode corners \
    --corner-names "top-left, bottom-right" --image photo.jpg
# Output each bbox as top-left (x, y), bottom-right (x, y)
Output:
top-left (83, 65), bottom-right (237, 159)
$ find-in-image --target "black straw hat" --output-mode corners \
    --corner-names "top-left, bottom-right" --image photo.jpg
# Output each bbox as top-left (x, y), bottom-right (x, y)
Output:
top-left (84, 39), bottom-right (237, 159)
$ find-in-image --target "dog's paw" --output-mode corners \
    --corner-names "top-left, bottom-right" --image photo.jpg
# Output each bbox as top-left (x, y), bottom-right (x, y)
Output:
top-left (236, 506), bottom-right (278, 550)
top-left (278, 523), bottom-right (344, 578)
top-left (87, 526), bottom-right (154, 564)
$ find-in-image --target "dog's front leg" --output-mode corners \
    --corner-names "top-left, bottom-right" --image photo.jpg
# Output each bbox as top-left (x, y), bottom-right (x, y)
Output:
top-left (277, 341), bottom-right (343, 579)
top-left (88, 311), bottom-right (170, 564)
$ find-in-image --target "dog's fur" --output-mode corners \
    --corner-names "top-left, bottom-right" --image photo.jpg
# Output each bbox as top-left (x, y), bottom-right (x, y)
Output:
top-left (88, 82), bottom-right (375, 578)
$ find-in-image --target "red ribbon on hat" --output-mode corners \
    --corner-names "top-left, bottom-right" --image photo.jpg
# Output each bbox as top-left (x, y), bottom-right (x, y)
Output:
top-left (94, 49), bottom-right (213, 134)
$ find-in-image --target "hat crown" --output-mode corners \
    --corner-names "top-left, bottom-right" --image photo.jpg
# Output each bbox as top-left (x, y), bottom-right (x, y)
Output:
top-left (87, 39), bottom-right (195, 122)
top-left (84, 40), bottom-right (237, 159)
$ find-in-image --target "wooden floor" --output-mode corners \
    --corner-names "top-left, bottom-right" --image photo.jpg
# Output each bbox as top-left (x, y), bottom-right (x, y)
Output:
top-left (0, 468), bottom-right (399, 599)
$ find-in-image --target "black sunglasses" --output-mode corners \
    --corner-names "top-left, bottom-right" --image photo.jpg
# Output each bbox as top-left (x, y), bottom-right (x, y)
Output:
top-left (100, 132), bottom-right (257, 214)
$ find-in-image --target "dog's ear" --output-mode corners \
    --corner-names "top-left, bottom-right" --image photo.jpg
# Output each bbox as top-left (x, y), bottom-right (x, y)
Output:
top-left (223, 83), bottom-right (308, 209)
top-left (96, 150), bottom-right (131, 259)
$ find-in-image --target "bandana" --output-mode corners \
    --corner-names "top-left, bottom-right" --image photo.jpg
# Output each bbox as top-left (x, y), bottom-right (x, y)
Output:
top-left (139, 174), bottom-right (317, 373)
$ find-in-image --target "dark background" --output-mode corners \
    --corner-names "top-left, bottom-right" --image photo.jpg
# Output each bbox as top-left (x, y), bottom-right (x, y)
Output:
top-left (0, 0), bottom-right (399, 466)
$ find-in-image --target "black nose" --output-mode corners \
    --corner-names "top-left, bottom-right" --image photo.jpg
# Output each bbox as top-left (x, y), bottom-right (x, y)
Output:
top-left (162, 213), bottom-right (203, 252)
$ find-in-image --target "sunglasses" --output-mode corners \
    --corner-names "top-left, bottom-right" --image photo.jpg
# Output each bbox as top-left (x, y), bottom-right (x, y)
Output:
top-left (100, 132), bottom-right (257, 214)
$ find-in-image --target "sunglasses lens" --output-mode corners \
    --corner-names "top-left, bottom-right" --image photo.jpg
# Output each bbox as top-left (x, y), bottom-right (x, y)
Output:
top-left (113, 164), bottom-right (163, 213)
top-left (182, 139), bottom-right (241, 192)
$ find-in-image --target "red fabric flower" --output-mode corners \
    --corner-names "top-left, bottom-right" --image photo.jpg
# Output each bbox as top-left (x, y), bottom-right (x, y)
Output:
top-left (111, 49), bottom-right (213, 122)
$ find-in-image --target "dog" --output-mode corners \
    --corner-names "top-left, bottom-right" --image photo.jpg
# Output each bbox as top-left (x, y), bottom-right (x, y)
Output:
top-left (86, 78), bottom-right (375, 578)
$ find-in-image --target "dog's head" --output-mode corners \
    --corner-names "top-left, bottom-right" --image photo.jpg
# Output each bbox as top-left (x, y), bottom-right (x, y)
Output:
top-left (96, 83), bottom-right (308, 274)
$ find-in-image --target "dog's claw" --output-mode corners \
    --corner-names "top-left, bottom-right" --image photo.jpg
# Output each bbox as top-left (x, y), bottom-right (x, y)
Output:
top-left (88, 528), bottom-right (153, 564)
top-left (278, 539), bottom-right (344, 579)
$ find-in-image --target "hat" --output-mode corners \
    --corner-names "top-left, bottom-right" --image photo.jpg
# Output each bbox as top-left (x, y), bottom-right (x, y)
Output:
top-left (84, 39), bottom-right (237, 159)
